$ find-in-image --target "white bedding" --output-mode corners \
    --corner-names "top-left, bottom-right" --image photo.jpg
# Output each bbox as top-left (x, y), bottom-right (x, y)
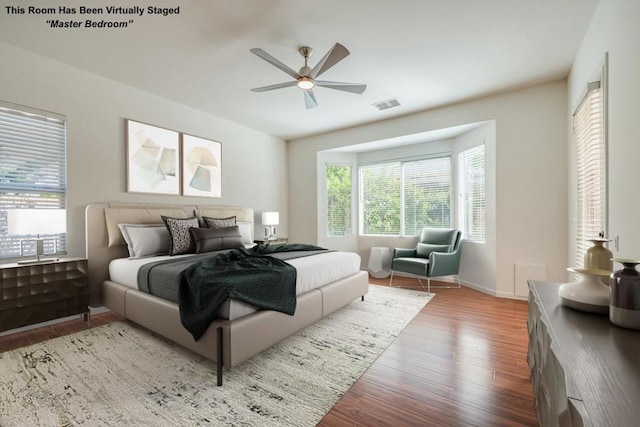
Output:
top-left (108, 250), bottom-right (361, 320)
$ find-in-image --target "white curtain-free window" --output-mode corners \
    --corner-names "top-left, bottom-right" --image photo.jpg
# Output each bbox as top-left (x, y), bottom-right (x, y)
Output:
top-left (326, 164), bottom-right (352, 236)
top-left (457, 144), bottom-right (485, 242)
top-left (359, 155), bottom-right (451, 236)
top-left (0, 102), bottom-right (67, 259)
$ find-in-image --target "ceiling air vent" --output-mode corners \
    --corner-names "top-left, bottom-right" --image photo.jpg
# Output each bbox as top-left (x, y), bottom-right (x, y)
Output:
top-left (373, 98), bottom-right (400, 111)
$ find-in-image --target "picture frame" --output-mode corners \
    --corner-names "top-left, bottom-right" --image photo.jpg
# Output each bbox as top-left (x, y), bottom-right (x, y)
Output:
top-left (125, 120), bottom-right (180, 195)
top-left (181, 133), bottom-right (222, 198)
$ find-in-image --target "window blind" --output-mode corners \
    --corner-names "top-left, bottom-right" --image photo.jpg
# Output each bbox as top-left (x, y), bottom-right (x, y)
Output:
top-left (360, 162), bottom-right (401, 235)
top-left (573, 82), bottom-right (605, 268)
top-left (359, 155), bottom-right (451, 236)
top-left (326, 164), bottom-right (352, 236)
top-left (457, 144), bottom-right (485, 242)
top-left (0, 104), bottom-right (67, 258)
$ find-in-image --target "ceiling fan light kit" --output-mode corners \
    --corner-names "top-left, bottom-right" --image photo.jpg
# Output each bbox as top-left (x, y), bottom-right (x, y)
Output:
top-left (250, 42), bottom-right (366, 109)
top-left (297, 77), bottom-right (315, 90)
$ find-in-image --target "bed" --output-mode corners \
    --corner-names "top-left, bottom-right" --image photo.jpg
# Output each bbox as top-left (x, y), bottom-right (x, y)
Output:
top-left (85, 203), bottom-right (369, 385)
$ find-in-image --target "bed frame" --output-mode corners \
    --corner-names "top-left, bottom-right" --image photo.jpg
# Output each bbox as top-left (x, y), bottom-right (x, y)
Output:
top-left (85, 202), bottom-right (368, 385)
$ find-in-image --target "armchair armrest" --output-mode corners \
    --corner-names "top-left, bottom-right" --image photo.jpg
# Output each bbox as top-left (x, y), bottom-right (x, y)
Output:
top-left (428, 245), bottom-right (462, 277)
top-left (393, 248), bottom-right (416, 258)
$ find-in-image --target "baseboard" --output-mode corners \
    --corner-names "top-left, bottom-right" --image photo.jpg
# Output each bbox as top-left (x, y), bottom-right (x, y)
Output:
top-left (460, 279), bottom-right (528, 301)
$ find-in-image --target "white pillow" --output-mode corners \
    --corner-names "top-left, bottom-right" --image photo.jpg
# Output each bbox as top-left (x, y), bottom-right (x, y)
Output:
top-left (237, 221), bottom-right (254, 247)
top-left (118, 223), bottom-right (170, 258)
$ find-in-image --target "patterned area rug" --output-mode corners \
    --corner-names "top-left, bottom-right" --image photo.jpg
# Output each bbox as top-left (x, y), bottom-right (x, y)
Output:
top-left (0, 285), bottom-right (432, 426)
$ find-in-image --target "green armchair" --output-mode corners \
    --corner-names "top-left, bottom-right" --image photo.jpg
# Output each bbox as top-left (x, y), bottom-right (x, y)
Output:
top-left (390, 228), bottom-right (463, 293)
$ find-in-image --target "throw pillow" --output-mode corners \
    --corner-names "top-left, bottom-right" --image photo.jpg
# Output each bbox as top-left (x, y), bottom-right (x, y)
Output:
top-left (202, 216), bottom-right (236, 229)
top-left (162, 216), bottom-right (199, 255)
top-left (189, 226), bottom-right (243, 253)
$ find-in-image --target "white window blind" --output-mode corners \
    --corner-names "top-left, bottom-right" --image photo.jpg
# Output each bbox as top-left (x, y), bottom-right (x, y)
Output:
top-left (403, 156), bottom-right (451, 235)
top-left (326, 164), bottom-right (352, 236)
top-left (457, 144), bottom-right (485, 242)
top-left (0, 103), bottom-right (67, 259)
top-left (573, 82), bottom-right (605, 268)
top-left (360, 162), bottom-right (401, 235)
top-left (359, 155), bottom-right (451, 236)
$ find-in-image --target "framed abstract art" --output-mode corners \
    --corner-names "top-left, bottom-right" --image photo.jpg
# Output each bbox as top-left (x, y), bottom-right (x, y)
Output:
top-left (125, 120), bottom-right (180, 195)
top-left (181, 133), bottom-right (222, 197)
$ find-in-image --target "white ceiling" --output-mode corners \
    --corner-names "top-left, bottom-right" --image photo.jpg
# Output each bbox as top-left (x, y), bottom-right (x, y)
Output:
top-left (0, 0), bottom-right (599, 141)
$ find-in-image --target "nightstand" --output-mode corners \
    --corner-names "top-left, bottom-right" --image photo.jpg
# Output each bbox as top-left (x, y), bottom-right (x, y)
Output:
top-left (254, 238), bottom-right (289, 245)
top-left (0, 257), bottom-right (89, 333)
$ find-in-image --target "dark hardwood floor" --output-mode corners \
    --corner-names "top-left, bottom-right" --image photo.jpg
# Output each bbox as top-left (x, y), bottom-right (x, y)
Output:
top-left (318, 276), bottom-right (538, 427)
top-left (0, 277), bottom-right (538, 426)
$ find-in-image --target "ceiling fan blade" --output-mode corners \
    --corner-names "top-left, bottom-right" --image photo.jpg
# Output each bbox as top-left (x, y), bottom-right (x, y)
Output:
top-left (315, 80), bottom-right (367, 94)
top-left (250, 48), bottom-right (301, 80)
top-left (309, 43), bottom-right (350, 79)
top-left (251, 81), bottom-right (298, 92)
top-left (303, 89), bottom-right (318, 109)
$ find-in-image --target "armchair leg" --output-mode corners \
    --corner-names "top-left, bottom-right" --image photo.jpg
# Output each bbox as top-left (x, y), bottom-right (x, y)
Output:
top-left (389, 270), bottom-right (394, 287)
top-left (416, 278), bottom-right (430, 294)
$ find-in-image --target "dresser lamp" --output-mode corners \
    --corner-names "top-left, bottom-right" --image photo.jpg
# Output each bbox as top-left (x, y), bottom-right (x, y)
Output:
top-left (6, 209), bottom-right (65, 264)
top-left (261, 211), bottom-right (279, 240)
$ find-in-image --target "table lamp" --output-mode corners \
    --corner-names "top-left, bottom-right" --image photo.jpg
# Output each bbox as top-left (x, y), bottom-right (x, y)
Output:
top-left (6, 209), bottom-right (66, 264)
top-left (261, 211), bottom-right (279, 240)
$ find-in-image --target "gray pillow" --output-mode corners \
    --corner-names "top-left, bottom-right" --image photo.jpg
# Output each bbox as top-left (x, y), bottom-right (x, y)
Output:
top-left (237, 221), bottom-right (253, 246)
top-left (416, 243), bottom-right (451, 258)
top-left (189, 226), bottom-right (243, 253)
top-left (162, 216), bottom-right (199, 255)
top-left (117, 223), bottom-right (170, 258)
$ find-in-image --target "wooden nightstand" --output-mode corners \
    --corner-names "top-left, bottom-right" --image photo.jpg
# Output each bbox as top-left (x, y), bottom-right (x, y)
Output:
top-left (0, 257), bottom-right (89, 333)
top-left (254, 238), bottom-right (289, 245)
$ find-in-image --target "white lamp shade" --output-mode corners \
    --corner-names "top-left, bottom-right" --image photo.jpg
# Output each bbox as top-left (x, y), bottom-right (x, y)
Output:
top-left (261, 212), bottom-right (279, 226)
top-left (6, 209), bottom-right (66, 236)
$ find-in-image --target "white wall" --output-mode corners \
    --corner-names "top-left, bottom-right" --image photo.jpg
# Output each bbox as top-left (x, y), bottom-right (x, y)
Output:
top-left (0, 42), bottom-right (288, 257)
top-left (289, 80), bottom-right (568, 298)
top-left (453, 122), bottom-right (497, 293)
top-left (568, 0), bottom-right (640, 264)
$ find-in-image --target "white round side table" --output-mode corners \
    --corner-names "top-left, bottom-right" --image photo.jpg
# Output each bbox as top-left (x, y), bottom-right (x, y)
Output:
top-left (368, 247), bottom-right (391, 278)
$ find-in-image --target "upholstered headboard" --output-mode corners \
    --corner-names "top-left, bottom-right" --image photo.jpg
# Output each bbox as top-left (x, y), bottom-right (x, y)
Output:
top-left (85, 202), bottom-right (254, 307)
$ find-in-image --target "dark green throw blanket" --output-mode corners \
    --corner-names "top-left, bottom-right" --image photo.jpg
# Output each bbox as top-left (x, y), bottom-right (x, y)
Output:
top-left (179, 244), bottom-right (325, 341)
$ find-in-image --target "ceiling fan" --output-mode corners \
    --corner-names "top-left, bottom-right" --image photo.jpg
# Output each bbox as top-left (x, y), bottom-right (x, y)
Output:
top-left (249, 43), bottom-right (366, 109)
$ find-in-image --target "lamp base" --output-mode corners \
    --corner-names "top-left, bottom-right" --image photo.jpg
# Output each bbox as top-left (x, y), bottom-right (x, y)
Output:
top-left (17, 257), bottom-right (60, 265)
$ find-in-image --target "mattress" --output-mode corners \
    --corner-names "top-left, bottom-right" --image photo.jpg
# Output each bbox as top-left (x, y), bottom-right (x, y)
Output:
top-left (108, 250), bottom-right (361, 320)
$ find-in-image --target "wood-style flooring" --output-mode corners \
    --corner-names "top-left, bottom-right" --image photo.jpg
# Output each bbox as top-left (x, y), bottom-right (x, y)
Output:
top-left (0, 276), bottom-right (538, 426)
top-left (319, 277), bottom-right (538, 426)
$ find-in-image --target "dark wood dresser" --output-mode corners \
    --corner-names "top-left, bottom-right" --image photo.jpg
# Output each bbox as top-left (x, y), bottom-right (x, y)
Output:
top-left (0, 257), bottom-right (89, 333)
top-left (527, 280), bottom-right (640, 426)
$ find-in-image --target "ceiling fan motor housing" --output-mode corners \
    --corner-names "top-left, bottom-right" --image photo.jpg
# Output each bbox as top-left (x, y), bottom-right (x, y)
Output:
top-left (298, 46), bottom-right (313, 59)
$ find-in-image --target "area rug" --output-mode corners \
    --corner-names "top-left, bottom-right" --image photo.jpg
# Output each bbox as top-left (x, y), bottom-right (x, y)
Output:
top-left (0, 285), bottom-right (432, 426)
